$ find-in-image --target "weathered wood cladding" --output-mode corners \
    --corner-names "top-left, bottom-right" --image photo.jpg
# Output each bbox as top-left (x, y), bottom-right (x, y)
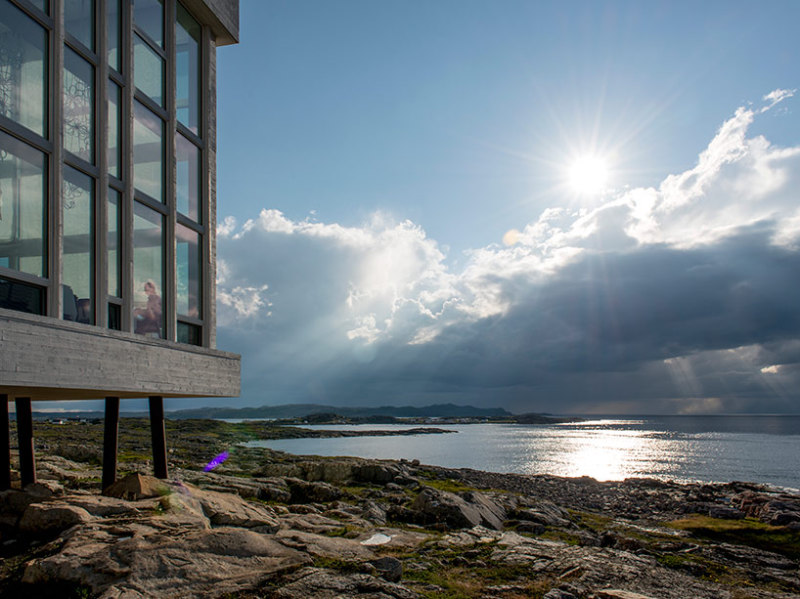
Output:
top-left (0, 309), bottom-right (240, 400)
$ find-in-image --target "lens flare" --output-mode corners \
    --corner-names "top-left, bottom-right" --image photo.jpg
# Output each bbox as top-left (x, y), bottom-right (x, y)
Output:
top-left (204, 451), bottom-right (230, 471)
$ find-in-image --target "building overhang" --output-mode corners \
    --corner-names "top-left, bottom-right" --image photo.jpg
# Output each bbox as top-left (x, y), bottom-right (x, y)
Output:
top-left (0, 309), bottom-right (240, 401)
top-left (183, 0), bottom-right (240, 46)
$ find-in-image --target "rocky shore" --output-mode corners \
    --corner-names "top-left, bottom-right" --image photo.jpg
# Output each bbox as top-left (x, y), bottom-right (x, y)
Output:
top-left (1, 419), bottom-right (799, 598)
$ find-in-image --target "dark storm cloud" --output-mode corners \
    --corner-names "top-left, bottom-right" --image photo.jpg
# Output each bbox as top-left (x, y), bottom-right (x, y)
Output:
top-left (216, 92), bottom-right (800, 414)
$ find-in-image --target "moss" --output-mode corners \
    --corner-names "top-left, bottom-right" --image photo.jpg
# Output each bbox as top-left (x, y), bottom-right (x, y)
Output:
top-left (568, 509), bottom-right (612, 532)
top-left (667, 515), bottom-right (800, 560)
top-left (312, 557), bottom-right (364, 574)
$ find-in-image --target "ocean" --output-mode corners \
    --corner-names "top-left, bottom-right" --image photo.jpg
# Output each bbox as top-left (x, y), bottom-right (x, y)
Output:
top-left (242, 415), bottom-right (800, 490)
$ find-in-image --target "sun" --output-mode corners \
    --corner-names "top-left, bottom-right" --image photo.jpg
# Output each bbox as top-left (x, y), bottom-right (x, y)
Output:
top-left (567, 154), bottom-right (609, 196)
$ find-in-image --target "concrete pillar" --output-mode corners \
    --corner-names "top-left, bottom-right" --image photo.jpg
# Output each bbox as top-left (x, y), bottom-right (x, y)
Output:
top-left (15, 397), bottom-right (35, 487)
top-left (102, 397), bottom-right (120, 492)
top-left (149, 396), bottom-right (168, 479)
top-left (1, 395), bottom-right (10, 490)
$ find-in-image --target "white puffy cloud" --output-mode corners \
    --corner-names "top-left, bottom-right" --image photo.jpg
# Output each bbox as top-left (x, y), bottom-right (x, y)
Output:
top-left (216, 91), bottom-right (800, 413)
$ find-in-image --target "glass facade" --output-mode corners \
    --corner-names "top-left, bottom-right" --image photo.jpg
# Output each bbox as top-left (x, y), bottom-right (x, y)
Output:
top-left (133, 202), bottom-right (163, 338)
top-left (134, 33), bottom-right (164, 106)
top-left (64, 0), bottom-right (95, 51)
top-left (63, 47), bottom-right (94, 163)
top-left (176, 132), bottom-right (200, 221)
top-left (176, 3), bottom-right (200, 134)
top-left (176, 223), bottom-right (200, 318)
top-left (0, 129), bottom-right (47, 278)
top-left (0, 0), bottom-right (212, 347)
top-left (0, 0), bottom-right (48, 136)
top-left (62, 166), bottom-right (94, 323)
top-left (133, 100), bottom-right (164, 202)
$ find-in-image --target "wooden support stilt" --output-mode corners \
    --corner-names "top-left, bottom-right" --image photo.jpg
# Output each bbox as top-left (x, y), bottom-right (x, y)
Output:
top-left (15, 397), bottom-right (35, 487)
top-left (102, 397), bottom-right (120, 492)
top-left (1, 395), bottom-right (10, 491)
top-left (149, 396), bottom-right (168, 479)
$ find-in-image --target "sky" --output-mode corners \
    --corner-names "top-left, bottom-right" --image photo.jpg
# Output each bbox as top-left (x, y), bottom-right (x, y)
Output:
top-left (207, 0), bottom-right (800, 415)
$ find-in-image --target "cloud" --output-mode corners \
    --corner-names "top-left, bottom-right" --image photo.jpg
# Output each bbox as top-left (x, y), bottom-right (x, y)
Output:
top-left (216, 91), bottom-right (800, 414)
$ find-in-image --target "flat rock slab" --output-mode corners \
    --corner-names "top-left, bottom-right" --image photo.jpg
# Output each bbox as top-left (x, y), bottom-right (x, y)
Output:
top-left (271, 567), bottom-right (421, 599)
top-left (23, 525), bottom-right (312, 598)
top-left (596, 591), bottom-right (659, 599)
top-left (276, 529), bottom-right (376, 561)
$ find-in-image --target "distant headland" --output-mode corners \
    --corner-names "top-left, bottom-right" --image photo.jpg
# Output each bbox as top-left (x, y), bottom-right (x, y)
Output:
top-left (30, 403), bottom-right (584, 425)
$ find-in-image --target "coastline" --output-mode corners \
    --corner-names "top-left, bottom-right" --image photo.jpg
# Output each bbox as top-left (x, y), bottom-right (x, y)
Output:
top-left (1, 419), bottom-right (799, 598)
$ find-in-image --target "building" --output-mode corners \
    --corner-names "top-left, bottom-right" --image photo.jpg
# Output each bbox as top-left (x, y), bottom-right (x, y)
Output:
top-left (0, 0), bottom-right (241, 490)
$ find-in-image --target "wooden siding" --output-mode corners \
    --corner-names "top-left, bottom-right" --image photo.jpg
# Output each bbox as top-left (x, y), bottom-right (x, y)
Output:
top-left (0, 309), bottom-right (240, 400)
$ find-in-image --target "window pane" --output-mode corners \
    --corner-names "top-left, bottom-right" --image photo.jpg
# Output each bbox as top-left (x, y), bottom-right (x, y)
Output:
top-left (176, 134), bottom-right (201, 222)
top-left (134, 34), bottom-right (164, 106)
top-left (108, 81), bottom-right (120, 177)
top-left (107, 188), bottom-right (120, 298)
top-left (0, 275), bottom-right (44, 315)
top-left (0, 1), bottom-right (47, 136)
top-left (29, 0), bottom-right (48, 14)
top-left (176, 3), bottom-right (200, 134)
top-left (134, 0), bottom-right (164, 47)
top-left (108, 0), bottom-right (121, 71)
top-left (176, 223), bottom-right (200, 318)
top-left (133, 202), bottom-right (163, 338)
top-left (64, 0), bottom-right (94, 51)
top-left (108, 303), bottom-right (121, 330)
top-left (63, 48), bottom-right (94, 164)
top-left (177, 321), bottom-right (201, 346)
top-left (62, 166), bottom-right (94, 324)
top-left (133, 101), bottom-right (164, 202)
top-left (0, 131), bottom-right (47, 277)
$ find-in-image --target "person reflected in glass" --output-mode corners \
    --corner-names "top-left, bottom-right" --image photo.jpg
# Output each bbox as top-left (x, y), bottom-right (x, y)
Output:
top-left (134, 280), bottom-right (162, 337)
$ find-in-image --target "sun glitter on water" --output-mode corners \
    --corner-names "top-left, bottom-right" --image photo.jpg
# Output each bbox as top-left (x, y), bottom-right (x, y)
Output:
top-left (567, 154), bottom-right (609, 196)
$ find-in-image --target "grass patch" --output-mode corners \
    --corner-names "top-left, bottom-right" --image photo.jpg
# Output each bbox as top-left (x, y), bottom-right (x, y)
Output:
top-left (667, 515), bottom-right (800, 559)
top-left (313, 557), bottom-right (363, 574)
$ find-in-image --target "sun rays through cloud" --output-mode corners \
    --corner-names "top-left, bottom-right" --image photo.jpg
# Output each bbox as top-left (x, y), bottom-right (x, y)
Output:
top-left (216, 91), bottom-right (800, 414)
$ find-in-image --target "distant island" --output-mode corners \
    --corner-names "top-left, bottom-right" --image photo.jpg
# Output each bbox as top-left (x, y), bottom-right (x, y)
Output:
top-left (30, 402), bottom-right (583, 425)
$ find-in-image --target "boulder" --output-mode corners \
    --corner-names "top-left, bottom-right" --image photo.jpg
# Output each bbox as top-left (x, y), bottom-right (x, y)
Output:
top-left (370, 556), bottom-right (403, 582)
top-left (708, 506), bottom-right (744, 520)
top-left (104, 474), bottom-right (169, 500)
top-left (514, 501), bottom-right (572, 528)
top-left (19, 502), bottom-right (94, 535)
top-left (286, 478), bottom-right (343, 503)
top-left (409, 488), bottom-right (506, 530)
top-left (353, 463), bottom-right (402, 484)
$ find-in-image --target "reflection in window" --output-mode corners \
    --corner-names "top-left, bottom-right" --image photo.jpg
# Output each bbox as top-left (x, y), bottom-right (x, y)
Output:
top-left (62, 166), bottom-right (94, 324)
top-left (176, 3), bottom-right (200, 134)
top-left (176, 134), bottom-right (200, 221)
top-left (176, 224), bottom-right (200, 318)
top-left (108, 188), bottom-right (120, 298)
top-left (0, 275), bottom-right (44, 314)
top-left (134, 0), bottom-right (164, 47)
top-left (0, 1), bottom-right (48, 136)
top-left (64, 48), bottom-right (94, 164)
top-left (0, 130), bottom-right (47, 277)
top-left (133, 202), bottom-right (163, 338)
top-left (134, 34), bottom-right (164, 106)
top-left (133, 101), bottom-right (164, 202)
top-left (108, 0), bottom-right (121, 71)
top-left (108, 82), bottom-right (121, 178)
top-left (64, 0), bottom-right (94, 51)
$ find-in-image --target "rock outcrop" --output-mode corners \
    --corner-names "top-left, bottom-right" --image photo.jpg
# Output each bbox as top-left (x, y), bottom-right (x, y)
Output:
top-left (2, 445), bottom-right (799, 599)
